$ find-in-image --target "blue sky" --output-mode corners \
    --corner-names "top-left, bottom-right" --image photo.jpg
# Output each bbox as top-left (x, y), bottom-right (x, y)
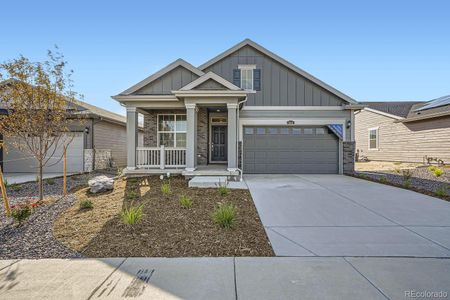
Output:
top-left (1, 0), bottom-right (449, 115)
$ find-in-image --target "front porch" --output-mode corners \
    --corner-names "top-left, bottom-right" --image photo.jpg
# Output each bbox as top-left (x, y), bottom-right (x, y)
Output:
top-left (123, 101), bottom-right (243, 179)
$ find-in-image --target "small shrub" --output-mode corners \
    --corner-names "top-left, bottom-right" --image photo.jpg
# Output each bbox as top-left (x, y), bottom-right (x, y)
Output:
top-left (10, 183), bottom-right (22, 191)
top-left (379, 176), bottom-right (388, 184)
top-left (402, 169), bottom-right (413, 181)
top-left (179, 194), bottom-right (193, 208)
top-left (121, 204), bottom-right (144, 225)
top-left (217, 181), bottom-right (230, 196)
top-left (161, 182), bottom-right (172, 196)
top-left (403, 179), bottom-right (412, 189)
top-left (46, 178), bottom-right (56, 185)
top-left (212, 203), bottom-right (236, 228)
top-left (10, 203), bottom-right (37, 225)
top-left (80, 199), bottom-right (93, 209)
top-left (428, 165), bottom-right (437, 172)
top-left (358, 173), bottom-right (369, 179)
top-left (435, 185), bottom-right (448, 198)
top-left (433, 168), bottom-right (444, 177)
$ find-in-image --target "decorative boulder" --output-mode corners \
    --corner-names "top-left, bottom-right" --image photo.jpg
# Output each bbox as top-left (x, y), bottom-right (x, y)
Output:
top-left (88, 176), bottom-right (114, 193)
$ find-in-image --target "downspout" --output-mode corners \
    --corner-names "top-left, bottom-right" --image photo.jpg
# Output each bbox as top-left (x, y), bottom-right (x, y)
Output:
top-left (236, 97), bottom-right (248, 182)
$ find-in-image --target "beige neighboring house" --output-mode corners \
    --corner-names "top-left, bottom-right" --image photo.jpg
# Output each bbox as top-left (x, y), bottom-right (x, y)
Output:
top-left (355, 96), bottom-right (450, 164)
top-left (1, 98), bottom-right (143, 174)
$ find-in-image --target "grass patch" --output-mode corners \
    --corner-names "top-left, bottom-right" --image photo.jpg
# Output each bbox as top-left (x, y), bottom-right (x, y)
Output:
top-left (79, 199), bottom-right (93, 209)
top-left (179, 194), bottom-right (193, 208)
top-left (161, 182), bottom-right (172, 196)
top-left (379, 176), bottom-right (388, 184)
top-left (403, 179), bottom-right (412, 189)
top-left (217, 182), bottom-right (230, 197)
top-left (212, 203), bottom-right (236, 229)
top-left (121, 204), bottom-right (144, 226)
top-left (46, 178), bottom-right (56, 185)
top-left (436, 185), bottom-right (448, 198)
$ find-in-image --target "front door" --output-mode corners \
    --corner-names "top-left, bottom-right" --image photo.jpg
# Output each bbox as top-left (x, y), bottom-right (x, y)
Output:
top-left (211, 125), bottom-right (227, 162)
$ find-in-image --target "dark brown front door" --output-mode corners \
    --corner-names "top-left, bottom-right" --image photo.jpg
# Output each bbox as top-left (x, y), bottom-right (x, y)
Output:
top-left (211, 125), bottom-right (227, 162)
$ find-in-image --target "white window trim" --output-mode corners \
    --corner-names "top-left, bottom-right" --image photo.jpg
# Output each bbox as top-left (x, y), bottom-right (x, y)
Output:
top-left (368, 127), bottom-right (379, 150)
top-left (238, 64), bottom-right (256, 92)
top-left (157, 114), bottom-right (187, 148)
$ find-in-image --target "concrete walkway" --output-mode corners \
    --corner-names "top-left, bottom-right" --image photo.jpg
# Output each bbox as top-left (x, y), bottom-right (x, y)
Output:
top-left (245, 174), bottom-right (450, 257)
top-left (1, 257), bottom-right (449, 299)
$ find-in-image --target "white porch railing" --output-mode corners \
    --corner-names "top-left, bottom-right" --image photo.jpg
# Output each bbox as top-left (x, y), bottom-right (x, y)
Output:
top-left (136, 146), bottom-right (186, 169)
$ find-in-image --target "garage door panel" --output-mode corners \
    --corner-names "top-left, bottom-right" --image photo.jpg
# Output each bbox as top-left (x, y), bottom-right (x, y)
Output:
top-left (4, 133), bottom-right (84, 173)
top-left (243, 126), bottom-right (339, 174)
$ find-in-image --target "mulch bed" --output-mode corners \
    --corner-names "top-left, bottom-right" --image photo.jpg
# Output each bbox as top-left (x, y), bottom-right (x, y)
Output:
top-left (54, 176), bottom-right (274, 257)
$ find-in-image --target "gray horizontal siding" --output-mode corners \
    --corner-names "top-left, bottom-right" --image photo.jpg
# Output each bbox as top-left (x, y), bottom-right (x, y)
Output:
top-left (134, 66), bottom-right (199, 95)
top-left (204, 45), bottom-right (346, 106)
top-left (355, 110), bottom-right (450, 163)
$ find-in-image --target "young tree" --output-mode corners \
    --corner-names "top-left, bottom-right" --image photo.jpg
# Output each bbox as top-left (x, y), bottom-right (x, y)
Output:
top-left (0, 48), bottom-right (80, 200)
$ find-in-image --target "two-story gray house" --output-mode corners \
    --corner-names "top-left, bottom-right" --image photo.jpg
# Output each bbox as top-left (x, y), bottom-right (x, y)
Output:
top-left (113, 39), bottom-right (361, 178)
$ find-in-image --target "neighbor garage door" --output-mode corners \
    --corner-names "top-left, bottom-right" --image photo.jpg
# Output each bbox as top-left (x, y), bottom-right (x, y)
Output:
top-left (243, 126), bottom-right (339, 174)
top-left (3, 132), bottom-right (85, 173)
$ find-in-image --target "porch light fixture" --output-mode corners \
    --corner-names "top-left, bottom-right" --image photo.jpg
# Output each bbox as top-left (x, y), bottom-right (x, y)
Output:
top-left (216, 109), bottom-right (221, 112)
top-left (346, 120), bottom-right (351, 129)
top-left (287, 120), bottom-right (295, 125)
top-left (84, 127), bottom-right (89, 134)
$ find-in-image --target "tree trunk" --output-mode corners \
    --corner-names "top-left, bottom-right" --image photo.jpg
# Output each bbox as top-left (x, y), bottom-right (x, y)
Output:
top-left (39, 160), bottom-right (43, 201)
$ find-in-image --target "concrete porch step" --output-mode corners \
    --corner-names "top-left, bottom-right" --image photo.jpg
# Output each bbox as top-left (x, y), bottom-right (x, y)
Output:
top-left (188, 176), bottom-right (228, 188)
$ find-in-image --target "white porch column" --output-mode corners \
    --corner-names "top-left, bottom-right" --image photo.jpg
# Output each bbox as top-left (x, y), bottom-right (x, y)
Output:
top-left (185, 103), bottom-right (197, 171)
top-left (126, 106), bottom-right (138, 169)
top-left (227, 103), bottom-right (238, 171)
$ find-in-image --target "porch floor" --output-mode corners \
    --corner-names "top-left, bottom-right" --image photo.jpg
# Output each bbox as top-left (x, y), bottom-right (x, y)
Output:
top-left (124, 164), bottom-right (240, 177)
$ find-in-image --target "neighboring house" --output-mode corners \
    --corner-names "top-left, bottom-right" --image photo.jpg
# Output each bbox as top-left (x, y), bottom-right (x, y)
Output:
top-left (355, 96), bottom-right (450, 164)
top-left (113, 39), bottom-right (361, 178)
top-left (1, 98), bottom-right (143, 174)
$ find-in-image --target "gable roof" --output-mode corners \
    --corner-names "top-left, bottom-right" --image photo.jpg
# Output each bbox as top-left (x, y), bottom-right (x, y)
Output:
top-left (362, 101), bottom-right (420, 119)
top-left (178, 71), bottom-right (241, 91)
top-left (198, 39), bottom-right (357, 104)
top-left (73, 99), bottom-right (128, 125)
top-left (119, 59), bottom-right (204, 95)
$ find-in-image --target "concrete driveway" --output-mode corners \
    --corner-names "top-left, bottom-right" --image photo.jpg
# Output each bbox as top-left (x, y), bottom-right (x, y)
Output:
top-left (245, 174), bottom-right (450, 257)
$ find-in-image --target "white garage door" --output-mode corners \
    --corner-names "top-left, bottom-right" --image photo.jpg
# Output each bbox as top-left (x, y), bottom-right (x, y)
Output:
top-left (3, 133), bottom-right (84, 173)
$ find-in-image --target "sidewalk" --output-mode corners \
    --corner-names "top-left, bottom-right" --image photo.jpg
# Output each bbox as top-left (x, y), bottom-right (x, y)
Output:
top-left (1, 257), bottom-right (449, 299)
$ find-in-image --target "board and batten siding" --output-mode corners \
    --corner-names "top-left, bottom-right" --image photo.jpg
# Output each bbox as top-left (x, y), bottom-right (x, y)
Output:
top-left (134, 66), bottom-right (200, 95)
top-left (355, 110), bottom-right (450, 163)
top-left (93, 120), bottom-right (143, 167)
top-left (203, 45), bottom-right (346, 106)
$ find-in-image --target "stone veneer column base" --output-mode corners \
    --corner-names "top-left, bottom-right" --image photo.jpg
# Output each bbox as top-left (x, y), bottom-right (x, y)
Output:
top-left (343, 141), bottom-right (356, 175)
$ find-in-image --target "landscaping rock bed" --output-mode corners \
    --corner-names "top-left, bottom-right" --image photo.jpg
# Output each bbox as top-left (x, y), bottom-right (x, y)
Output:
top-left (0, 194), bottom-right (82, 259)
top-left (355, 165), bottom-right (450, 201)
top-left (0, 171), bottom-right (116, 259)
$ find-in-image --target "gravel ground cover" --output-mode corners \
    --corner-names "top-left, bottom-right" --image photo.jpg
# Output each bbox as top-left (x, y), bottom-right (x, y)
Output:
top-left (355, 165), bottom-right (450, 201)
top-left (0, 171), bottom-right (115, 259)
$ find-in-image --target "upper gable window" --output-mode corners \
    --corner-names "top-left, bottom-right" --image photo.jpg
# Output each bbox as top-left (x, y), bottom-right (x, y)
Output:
top-left (238, 65), bottom-right (256, 91)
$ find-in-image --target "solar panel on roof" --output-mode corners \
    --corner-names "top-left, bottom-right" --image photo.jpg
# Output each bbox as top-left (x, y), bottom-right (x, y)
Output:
top-left (414, 95), bottom-right (450, 111)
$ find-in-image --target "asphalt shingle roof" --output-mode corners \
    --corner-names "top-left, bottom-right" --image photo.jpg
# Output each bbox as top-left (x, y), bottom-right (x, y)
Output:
top-left (361, 101), bottom-right (421, 118)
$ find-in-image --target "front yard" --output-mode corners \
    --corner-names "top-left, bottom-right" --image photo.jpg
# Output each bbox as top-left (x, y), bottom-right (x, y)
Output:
top-left (53, 176), bottom-right (274, 257)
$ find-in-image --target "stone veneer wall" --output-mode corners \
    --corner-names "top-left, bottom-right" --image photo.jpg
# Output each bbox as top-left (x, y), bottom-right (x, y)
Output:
top-left (143, 109), bottom-right (208, 165)
top-left (84, 149), bottom-right (112, 171)
top-left (343, 141), bottom-right (355, 174)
